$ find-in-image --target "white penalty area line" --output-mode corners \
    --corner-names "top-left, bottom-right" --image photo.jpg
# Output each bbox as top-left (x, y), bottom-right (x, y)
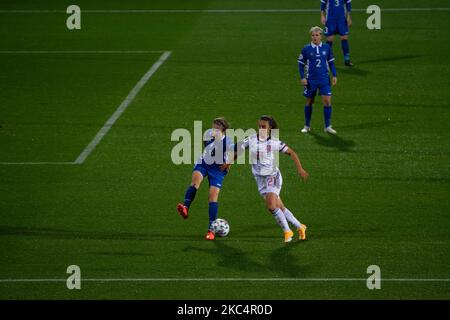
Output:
top-left (1, 278), bottom-right (450, 283)
top-left (74, 50), bottom-right (171, 164)
top-left (0, 50), bottom-right (171, 165)
top-left (0, 8), bottom-right (449, 13)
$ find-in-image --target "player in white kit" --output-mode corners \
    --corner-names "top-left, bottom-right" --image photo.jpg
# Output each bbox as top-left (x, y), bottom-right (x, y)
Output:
top-left (238, 115), bottom-right (309, 243)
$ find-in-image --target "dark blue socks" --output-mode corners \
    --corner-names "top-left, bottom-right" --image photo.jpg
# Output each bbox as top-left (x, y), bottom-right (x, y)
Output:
top-left (208, 202), bottom-right (219, 229)
top-left (183, 185), bottom-right (197, 208)
top-left (324, 106), bottom-right (332, 128)
top-left (304, 105), bottom-right (313, 127)
top-left (341, 39), bottom-right (350, 61)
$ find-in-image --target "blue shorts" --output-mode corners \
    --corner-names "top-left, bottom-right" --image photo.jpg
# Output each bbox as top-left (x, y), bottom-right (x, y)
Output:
top-left (193, 162), bottom-right (228, 189)
top-left (324, 20), bottom-right (349, 37)
top-left (303, 81), bottom-right (332, 98)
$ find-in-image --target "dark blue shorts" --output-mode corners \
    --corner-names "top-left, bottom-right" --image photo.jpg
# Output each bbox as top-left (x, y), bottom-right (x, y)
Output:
top-left (193, 162), bottom-right (228, 189)
top-left (303, 81), bottom-right (332, 98)
top-left (324, 20), bottom-right (349, 36)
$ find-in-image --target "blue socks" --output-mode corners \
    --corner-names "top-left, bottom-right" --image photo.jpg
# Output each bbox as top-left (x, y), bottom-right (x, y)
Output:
top-left (208, 202), bottom-right (219, 229)
top-left (341, 39), bottom-right (350, 61)
top-left (304, 105), bottom-right (333, 128)
top-left (324, 106), bottom-right (332, 128)
top-left (183, 186), bottom-right (220, 230)
top-left (327, 39), bottom-right (350, 60)
top-left (183, 185), bottom-right (197, 208)
top-left (304, 105), bottom-right (312, 127)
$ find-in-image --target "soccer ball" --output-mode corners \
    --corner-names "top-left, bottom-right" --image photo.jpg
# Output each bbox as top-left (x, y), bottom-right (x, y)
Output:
top-left (211, 218), bottom-right (230, 237)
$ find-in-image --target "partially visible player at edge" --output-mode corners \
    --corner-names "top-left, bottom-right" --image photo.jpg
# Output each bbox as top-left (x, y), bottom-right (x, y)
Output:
top-left (298, 26), bottom-right (338, 134)
top-left (235, 116), bottom-right (309, 243)
top-left (321, 0), bottom-right (354, 66)
top-left (177, 117), bottom-right (233, 241)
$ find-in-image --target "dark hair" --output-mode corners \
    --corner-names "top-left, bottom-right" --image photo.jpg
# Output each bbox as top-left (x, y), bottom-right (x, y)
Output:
top-left (259, 115), bottom-right (278, 129)
top-left (213, 117), bottom-right (230, 133)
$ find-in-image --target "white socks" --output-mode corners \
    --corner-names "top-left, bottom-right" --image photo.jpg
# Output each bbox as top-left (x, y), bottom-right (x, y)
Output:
top-left (272, 208), bottom-right (290, 232)
top-left (283, 208), bottom-right (302, 229)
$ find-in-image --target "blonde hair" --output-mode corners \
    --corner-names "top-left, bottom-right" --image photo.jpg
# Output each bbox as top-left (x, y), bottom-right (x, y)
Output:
top-left (309, 26), bottom-right (323, 35)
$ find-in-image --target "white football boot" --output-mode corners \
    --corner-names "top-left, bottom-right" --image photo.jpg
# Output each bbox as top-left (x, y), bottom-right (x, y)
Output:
top-left (324, 126), bottom-right (337, 135)
top-left (301, 126), bottom-right (311, 133)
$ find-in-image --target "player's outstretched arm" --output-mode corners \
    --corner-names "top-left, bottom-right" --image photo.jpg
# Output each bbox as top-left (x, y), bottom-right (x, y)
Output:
top-left (285, 147), bottom-right (309, 181)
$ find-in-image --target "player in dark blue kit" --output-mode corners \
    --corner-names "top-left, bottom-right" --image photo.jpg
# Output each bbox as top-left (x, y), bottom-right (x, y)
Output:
top-left (298, 26), bottom-right (338, 134)
top-left (177, 117), bottom-right (233, 240)
top-left (321, 0), bottom-right (353, 66)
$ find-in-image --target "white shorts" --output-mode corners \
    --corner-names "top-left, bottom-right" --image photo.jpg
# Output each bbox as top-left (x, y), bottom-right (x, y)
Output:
top-left (254, 171), bottom-right (283, 198)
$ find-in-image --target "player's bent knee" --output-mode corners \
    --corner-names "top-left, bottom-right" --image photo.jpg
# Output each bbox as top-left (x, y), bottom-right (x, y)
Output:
top-left (208, 187), bottom-right (220, 202)
top-left (191, 178), bottom-right (202, 189)
top-left (265, 194), bottom-right (279, 212)
top-left (208, 193), bottom-right (219, 202)
top-left (278, 199), bottom-right (285, 211)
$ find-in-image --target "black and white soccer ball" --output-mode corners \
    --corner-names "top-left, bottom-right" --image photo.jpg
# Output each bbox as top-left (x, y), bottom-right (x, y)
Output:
top-left (211, 218), bottom-right (230, 237)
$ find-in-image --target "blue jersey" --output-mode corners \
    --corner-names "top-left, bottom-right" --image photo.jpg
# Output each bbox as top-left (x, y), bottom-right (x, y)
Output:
top-left (298, 42), bottom-right (336, 83)
top-left (321, 0), bottom-right (351, 22)
top-left (196, 129), bottom-right (234, 168)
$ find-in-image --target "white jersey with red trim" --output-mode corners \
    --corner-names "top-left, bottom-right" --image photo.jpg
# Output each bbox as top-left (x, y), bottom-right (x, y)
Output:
top-left (241, 134), bottom-right (289, 176)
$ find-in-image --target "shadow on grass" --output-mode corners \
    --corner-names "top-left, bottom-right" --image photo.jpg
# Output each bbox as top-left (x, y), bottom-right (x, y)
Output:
top-left (332, 55), bottom-right (423, 78)
top-left (268, 241), bottom-right (312, 278)
top-left (337, 120), bottom-right (407, 131)
top-left (335, 66), bottom-right (370, 77)
top-left (357, 54), bottom-right (422, 65)
top-left (184, 238), bottom-right (311, 277)
top-left (309, 131), bottom-right (356, 152)
top-left (183, 240), bottom-right (268, 274)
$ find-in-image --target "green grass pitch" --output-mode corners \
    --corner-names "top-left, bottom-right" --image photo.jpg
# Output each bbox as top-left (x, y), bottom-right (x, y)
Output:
top-left (0, 0), bottom-right (449, 299)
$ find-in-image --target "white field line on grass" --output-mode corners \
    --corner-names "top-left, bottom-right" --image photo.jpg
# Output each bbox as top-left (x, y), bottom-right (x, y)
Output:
top-left (0, 51), bottom-right (166, 54)
top-left (0, 50), bottom-right (171, 165)
top-left (0, 278), bottom-right (449, 283)
top-left (0, 162), bottom-right (74, 165)
top-left (0, 8), bottom-right (449, 13)
top-left (74, 50), bottom-right (171, 164)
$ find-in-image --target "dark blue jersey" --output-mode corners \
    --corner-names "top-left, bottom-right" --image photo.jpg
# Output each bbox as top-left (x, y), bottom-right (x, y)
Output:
top-left (298, 42), bottom-right (337, 83)
top-left (196, 129), bottom-right (234, 167)
top-left (321, 0), bottom-right (352, 22)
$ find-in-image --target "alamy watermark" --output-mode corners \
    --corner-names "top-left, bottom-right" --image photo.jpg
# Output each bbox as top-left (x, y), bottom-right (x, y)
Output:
top-left (66, 5), bottom-right (81, 30)
top-left (66, 265), bottom-right (81, 289)
top-left (367, 265), bottom-right (381, 289)
top-left (367, 5), bottom-right (381, 30)
top-left (170, 121), bottom-right (281, 167)
top-left (65, 5), bottom-right (381, 31)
